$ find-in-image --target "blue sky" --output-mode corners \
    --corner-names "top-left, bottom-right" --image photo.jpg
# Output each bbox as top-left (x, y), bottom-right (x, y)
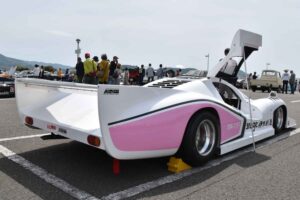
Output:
top-left (1, 0), bottom-right (300, 75)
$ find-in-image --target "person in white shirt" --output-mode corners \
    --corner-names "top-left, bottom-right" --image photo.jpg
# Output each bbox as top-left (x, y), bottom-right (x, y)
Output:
top-left (220, 48), bottom-right (238, 76)
top-left (218, 48), bottom-right (237, 98)
top-left (146, 63), bottom-right (154, 82)
top-left (282, 69), bottom-right (290, 94)
top-left (123, 68), bottom-right (129, 85)
top-left (33, 64), bottom-right (40, 77)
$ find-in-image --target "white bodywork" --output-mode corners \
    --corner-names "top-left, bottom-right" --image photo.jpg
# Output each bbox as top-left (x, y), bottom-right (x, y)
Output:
top-left (15, 29), bottom-right (296, 160)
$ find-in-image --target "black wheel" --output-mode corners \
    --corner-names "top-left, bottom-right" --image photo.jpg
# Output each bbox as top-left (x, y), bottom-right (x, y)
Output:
top-left (273, 106), bottom-right (285, 134)
top-left (262, 89), bottom-right (265, 93)
top-left (251, 86), bottom-right (257, 92)
top-left (181, 111), bottom-right (220, 166)
top-left (267, 85), bottom-right (272, 93)
top-left (277, 86), bottom-right (282, 93)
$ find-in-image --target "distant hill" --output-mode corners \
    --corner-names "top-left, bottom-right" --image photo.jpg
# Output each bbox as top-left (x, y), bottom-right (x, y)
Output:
top-left (0, 53), bottom-right (71, 71)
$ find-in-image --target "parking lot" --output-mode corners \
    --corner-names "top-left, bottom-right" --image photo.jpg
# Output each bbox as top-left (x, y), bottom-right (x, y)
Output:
top-left (1, 91), bottom-right (300, 200)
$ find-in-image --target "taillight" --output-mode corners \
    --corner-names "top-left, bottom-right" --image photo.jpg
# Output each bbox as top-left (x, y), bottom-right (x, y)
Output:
top-left (87, 135), bottom-right (101, 147)
top-left (25, 116), bottom-right (33, 125)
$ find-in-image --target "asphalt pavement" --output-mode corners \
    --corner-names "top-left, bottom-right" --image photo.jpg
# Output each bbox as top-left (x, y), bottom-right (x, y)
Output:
top-left (0, 90), bottom-right (300, 200)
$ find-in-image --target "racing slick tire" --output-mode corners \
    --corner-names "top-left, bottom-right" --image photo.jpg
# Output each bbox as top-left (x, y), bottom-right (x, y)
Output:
top-left (273, 106), bottom-right (285, 134)
top-left (181, 111), bottom-right (220, 166)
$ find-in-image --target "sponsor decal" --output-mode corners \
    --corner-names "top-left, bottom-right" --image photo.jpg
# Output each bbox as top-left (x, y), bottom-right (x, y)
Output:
top-left (47, 124), bottom-right (57, 130)
top-left (246, 119), bottom-right (272, 130)
top-left (58, 128), bottom-right (67, 134)
top-left (104, 89), bottom-right (119, 95)
top-left (227, 122), bottom-right (240, 130)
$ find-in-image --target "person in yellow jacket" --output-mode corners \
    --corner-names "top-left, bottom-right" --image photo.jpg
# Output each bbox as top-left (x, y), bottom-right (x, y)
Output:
top-left (98, 54), bottom-right (110, 84)
top-left (57, 68), bottom-right (63, 81)
top-left (83, 52), bottom-right (97, 84)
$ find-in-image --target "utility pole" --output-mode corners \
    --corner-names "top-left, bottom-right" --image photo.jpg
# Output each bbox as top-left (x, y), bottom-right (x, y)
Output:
top-left (75, 39), bottom-right (81, 58)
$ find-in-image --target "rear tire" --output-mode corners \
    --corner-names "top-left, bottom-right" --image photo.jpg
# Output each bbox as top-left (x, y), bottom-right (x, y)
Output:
top-left (251, 86), bottom-right (257, 92)
top-left (181, 111), bottom-right (220, 166)
top-left (273, 106), bottom-right (285, 134)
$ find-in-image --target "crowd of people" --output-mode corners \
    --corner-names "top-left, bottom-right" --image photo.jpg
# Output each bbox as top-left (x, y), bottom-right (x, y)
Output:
top-left (75, 52), bottom-right (182, 86)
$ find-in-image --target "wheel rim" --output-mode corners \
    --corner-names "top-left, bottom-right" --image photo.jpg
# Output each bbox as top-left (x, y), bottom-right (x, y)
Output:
top-left (276, 107), bottom-right (284, 129)
top-left (195, 119), bottom-right (216, 156)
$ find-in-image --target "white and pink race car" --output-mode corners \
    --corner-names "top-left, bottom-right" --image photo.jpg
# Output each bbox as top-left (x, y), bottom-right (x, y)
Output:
top-left (15, 30), bottom-right (296, 166)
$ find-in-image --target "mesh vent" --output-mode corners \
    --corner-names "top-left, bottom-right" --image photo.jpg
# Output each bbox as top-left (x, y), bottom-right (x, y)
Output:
top-left (147, 80), bottom-right (190, 88)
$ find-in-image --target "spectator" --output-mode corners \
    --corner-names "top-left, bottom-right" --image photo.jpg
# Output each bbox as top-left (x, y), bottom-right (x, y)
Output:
top-left (76, 57), bottom-right (84, 83)
top-left (39, 65), bottom-right (45, 79)
top-left (124, 68), bottom-right (129, 85)
top-left (252, 72), bottom-right (257, 79)
top-left (176, 69), bottom-right (182, 76)
top-left (83, 52), bottom-right (97, 85)
top-left (139, 65), bottom-right (145, 85)
top-left (64, 68), bottom-right (70, 81)
top-left (146, 63), bottom-right (154, 82)
top-left (93, 56), bottom-right (99, 64)
top-left (112, 64), bottom-right (122, 85)
top-left (109, 56), bottom-right (119, 84)
top-left (157, 64), bottom-right (164, 79)
top-left (33, 64), bottom-right (40, 77)
top-left (282, 69), bottom-right (290, 94)
top-left (98, 54), bottom-right (110, 84)
top-left (57, 68), bottom-right (63, 81)
top-left (289, 70), bottom-right (296, 94)
top-left (247, 73), bottom-right (253, 89)
top-left (218, 48), bottom-right (238, 85)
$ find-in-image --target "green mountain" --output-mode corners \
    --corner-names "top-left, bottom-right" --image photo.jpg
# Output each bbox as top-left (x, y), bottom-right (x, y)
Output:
top-left (0, 53), bottom-right (71, 71)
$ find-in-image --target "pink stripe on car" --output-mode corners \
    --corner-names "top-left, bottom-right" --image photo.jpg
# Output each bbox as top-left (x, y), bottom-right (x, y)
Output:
top-left (109, 102), bottom-right (243, 151)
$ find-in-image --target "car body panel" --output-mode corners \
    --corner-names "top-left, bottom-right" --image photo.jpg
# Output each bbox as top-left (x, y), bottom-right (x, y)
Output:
top-left (15, 29), bottom-right (296, 161)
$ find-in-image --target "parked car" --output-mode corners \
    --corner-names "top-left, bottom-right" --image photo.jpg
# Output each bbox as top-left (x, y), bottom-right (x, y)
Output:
top-left (250, 70), bottom-right (283, 92)
top-left (0, 77), bottom-right (15, 97)
top-left (236, 79), bottom-right (247, 89)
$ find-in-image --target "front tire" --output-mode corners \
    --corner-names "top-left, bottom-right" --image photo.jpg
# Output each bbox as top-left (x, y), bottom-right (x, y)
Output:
top-left (181, 111), bottom-right (220, 166)
top-left (273, 106), bottom-right (285, 134)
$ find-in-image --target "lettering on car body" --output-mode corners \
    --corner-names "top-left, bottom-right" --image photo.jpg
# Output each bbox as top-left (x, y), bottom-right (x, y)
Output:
top-left (104, 89), bottom-right (119, 95)
top-left (47, 124), bottom-right (57, 130)
top-left (227, 122), bottom-right (240, 130)
top-left (246, 119), bottom-right (272, 130)
top-left (58, 128), bottom-right (67, 134)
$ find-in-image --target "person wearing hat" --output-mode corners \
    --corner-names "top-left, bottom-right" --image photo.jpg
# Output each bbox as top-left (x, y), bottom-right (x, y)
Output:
top-left (282, 69), bottom-right (290, 94)
top-left (83, 52), bottom-right (97, 85)
top-left (98, 54), bottom-right (110, 84)
top-left (109, 56), bottom-right (119, 84)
